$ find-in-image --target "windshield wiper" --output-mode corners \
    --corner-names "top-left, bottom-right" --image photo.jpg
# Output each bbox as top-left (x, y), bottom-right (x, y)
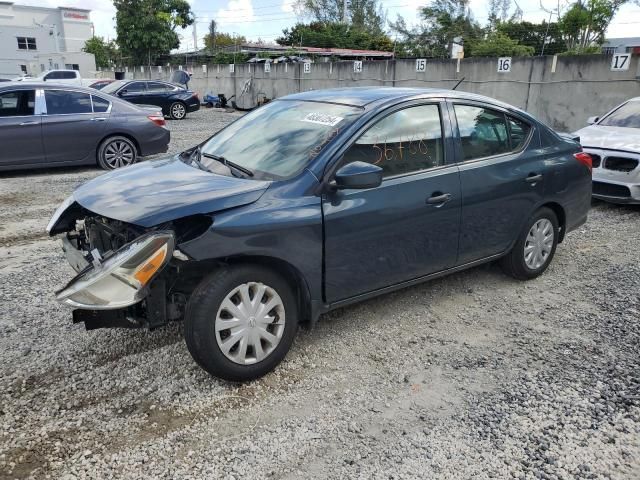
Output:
top-left (188, 145), bottom-right (209, 172)
top-left (202, 152), bottom-right (254, 178)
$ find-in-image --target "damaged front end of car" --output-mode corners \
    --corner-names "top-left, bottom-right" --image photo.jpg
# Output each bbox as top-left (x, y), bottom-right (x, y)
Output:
top-left (47, 196), bottom-right (210, 330)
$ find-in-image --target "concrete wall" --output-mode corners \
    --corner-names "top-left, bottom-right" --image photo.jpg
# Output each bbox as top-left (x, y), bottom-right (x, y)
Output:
top-left (112, 55), bottom-right (640, 132)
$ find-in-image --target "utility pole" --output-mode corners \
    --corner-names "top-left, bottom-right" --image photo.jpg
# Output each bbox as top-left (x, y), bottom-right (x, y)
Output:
top-left (342, 0), bottom-right (347, 23)
top-left (193, 15), bottom-right (198, 51)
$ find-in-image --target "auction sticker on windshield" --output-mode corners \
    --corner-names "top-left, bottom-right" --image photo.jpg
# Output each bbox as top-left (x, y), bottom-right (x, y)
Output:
top-left (302, 112), bottom-right (344, 127)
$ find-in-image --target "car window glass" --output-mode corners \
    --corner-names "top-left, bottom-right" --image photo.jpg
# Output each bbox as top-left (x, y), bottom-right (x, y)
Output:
top-left (599, 101), bottom-right (640, 128)
top-left (61, 71), bottom-right (76, 79)
top-left (508, 116), bottom-right (531, 150)
top-left (0, 90), bottom-right (35, 116)
top-left (147, 82), bottom-right (169, 92)
top-left (45, 90), bottom-right (92, 114)
top-left (92, 95), bottom-right (110, 113)
top-left (125, 82), bottom-right (146, 93)
top-left (342, 104), bottom-right (444, 177)
top-left (455, 105), bottom-right (513, 161)
top-left (44, 71), bottom-right (60, 80)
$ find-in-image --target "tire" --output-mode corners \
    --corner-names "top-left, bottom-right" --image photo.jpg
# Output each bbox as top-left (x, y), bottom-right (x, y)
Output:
top-left (97, 135), bottom-right (137, 170)
top-left (184, 265), bottom-right (299, 381)
top-left (500, 207), bottom-right (559, 280)
top-left (169, 101), bottom-right (187, 120)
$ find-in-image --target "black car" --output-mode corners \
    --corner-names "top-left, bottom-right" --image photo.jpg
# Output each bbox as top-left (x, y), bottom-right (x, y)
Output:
top-left (48, 87), bottom-right (592, 381)
top-left (101, 80), bottom-right (200, 120)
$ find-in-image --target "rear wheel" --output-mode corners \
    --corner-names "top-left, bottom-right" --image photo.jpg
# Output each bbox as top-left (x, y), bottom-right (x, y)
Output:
top-left (97, 136), bottom-right (137, 170)
top-left (500, 207), bottom-right (559, 280)
top-left (184, 265), bottom-right (298, 381)
top-left (169, 101), bottom-right (187, 120)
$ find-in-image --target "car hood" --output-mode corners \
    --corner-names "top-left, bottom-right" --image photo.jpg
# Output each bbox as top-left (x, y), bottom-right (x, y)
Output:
top-left (574, 125), bottom-right (640, 152)
top-left (73, 156), bottom-right (270, 227)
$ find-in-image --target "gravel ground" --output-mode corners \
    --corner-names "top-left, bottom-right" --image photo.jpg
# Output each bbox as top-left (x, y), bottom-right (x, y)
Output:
top-left (1, 109), bottom-right (639, 480)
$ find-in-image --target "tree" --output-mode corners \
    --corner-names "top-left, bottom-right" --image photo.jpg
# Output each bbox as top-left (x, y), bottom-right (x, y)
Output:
top-left (277, 21), bottom-right (393, 51)
top-left (83, 36), bottom-right (118, 68)
top-left (470, 32), bottom-right (534, 56)
top-left (114, 0), bottom-right (194, 65)
top-left (204, 29), bottom-right (247, 52)
top-left (559, 0), bottom-right (628, 52)
top-left (295, 0), bottom-right (387, 35)
top-left (496, 20), bottom-right (564, 55)
top-left (390, 0), bottom-right (483, 57)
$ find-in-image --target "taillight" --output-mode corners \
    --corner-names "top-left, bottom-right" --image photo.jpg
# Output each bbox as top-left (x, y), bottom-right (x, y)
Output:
top-left (574, 152), bottom-right (592, 173)
top-left (147, 114), bottom-right (166, 127)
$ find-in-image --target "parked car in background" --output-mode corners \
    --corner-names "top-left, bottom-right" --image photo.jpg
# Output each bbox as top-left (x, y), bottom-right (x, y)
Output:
top-left (0, 83), bottom-right (169, 171)
top-left (89, 79), bottom-right (115, 90)
top-left (574, 97), bottom-right (640, 204)
top-left (48, 87), bottom-right (592, 381)
top-left (100, 80), bottom-right (200, 120)
top-left (15, 69), bottom-right (84, 86)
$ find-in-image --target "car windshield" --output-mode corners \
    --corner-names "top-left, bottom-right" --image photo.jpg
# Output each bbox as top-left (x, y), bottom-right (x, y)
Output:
top-left (599, 101), bottom-right (640, 128)
top-left (197, 100), bottom-right (362, 180)
top-left (101, 80), bottom-right (128, 94)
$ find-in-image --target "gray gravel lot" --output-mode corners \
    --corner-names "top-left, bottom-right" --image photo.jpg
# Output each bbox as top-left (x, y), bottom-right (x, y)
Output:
top-left (1, 109), bottom-right (639, 480)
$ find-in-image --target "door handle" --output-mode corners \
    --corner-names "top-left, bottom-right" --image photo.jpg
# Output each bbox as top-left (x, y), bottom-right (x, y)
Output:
top-left (525, 173), bottom-right (543, 183)
top-left (91, 117), bottom-right (107, 122)
top-left (426, 193), bottom-right (452, 205)
top-left (19, 121), bottom-right (38, 126)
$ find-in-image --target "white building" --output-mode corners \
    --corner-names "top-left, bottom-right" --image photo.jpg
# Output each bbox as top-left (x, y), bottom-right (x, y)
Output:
top-left (0, 1), bottom-right (96, 78)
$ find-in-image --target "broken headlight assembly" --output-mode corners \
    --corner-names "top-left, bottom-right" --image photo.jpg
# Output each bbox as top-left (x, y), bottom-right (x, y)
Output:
top-left (56, 231), bottom-right (175, 310)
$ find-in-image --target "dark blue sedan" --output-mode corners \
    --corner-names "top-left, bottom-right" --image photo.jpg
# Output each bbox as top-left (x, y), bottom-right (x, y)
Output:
top-left (47, 87), bottom-right (592, 381)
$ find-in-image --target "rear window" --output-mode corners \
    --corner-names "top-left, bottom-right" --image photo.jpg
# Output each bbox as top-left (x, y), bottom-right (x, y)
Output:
top-left (45, 90), bottom-right (92, 115)
top-left (599, 101), bottom-right (640, 128)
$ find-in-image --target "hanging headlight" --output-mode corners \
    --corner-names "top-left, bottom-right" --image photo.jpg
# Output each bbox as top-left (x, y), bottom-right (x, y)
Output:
top-left (56, 231), bottom-right (175, 310)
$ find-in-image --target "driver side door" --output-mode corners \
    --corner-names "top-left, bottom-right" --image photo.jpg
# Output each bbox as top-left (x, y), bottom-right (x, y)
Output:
top-left (322, 102), bottom-right (461, 303)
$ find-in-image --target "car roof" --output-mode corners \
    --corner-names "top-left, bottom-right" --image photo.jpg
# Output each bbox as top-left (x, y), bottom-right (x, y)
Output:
top-left (0, 82), bottom-right (93, 92)
top-left (280, 86), bottom-right (519, 109)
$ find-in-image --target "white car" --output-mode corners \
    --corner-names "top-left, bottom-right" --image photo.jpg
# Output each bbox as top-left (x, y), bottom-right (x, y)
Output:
top-left (14, 69), bottom-right (84, 86)
top-left (574, 97), bottom-right (640, 204)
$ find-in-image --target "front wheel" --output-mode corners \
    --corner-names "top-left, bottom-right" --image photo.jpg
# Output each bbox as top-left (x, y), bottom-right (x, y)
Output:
top-left (184, 265), bottom-right (298, 381)
top-left (500, 207), bottom-right (559, 280)
top-left (169, 101), bottom-right (187, 120)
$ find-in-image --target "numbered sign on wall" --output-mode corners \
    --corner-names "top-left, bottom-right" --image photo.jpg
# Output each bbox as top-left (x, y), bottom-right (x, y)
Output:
top-left (229, 63), bottom-right (235, 73)
top-left (353, 61), bottom-right (362, 73)
top-left (157, 65), bottom-right (162, 73)
top-left (264, 62), bottom-right (271, 73)
top-left (497, 57), bottom-right (511, 73)
top-left (303, 62), bottom-right (311, 74)
top-left (415, 58), bottom-right (426, 72)
top-left (611, 53), bottom-right (631, 71)
top-left (202, 64), bottom-right (207, 74)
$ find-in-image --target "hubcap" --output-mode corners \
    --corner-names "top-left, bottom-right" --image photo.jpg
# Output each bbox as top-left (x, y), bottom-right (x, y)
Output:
top-left (215, 282), bottom-right (286, 365)
top-left (524, 218), bottom-right (554, 270)
top-left (172, 103), bottom-right (185, 118)
top-left (104, 140), bottom-right (134, 168)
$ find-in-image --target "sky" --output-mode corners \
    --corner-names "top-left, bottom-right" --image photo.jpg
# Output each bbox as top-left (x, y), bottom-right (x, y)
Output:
top-left (20, 0), bottom-right (640, 51)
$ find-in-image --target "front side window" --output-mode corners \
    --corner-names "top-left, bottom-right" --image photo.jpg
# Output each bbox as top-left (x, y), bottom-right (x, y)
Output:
top-left (44, 71), bottom-right (62, 80)
top-left (45, 90), bottom-right (92, 115)
top-left (198, 100), bottom-right (362, 180)
top-left (17, 37), bottom-right (37, 50)
top-left (599, 101), bottom-right (640, 128)
top-left (455, 105), bottom-right (530, 161)
top-left (0, 90), bottom-right (35, 117)
top-left (342, 104), bottom-right (444, 177)
top-left (61, 71), bottom-right (77, 79)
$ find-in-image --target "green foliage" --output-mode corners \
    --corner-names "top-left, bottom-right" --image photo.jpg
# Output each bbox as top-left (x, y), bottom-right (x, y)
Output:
top-left (390, 0), bottom-right (483, 57)
top-left (204, 25), bottom-right (247, 52)
top-left (470, 32), bottom-right (534, 57)
top-left (83, 36), bottom-right (118, 68)
top-left (496, 21), bottom-right (564, 55)
top-left (296, 0), bottom-right (386, 35)
top-left (559, 0), bottom-right (627, 50)
top-left (277, 22), bottom-right (393, 51)
top-left (114, 0), bottom-right (194, 65)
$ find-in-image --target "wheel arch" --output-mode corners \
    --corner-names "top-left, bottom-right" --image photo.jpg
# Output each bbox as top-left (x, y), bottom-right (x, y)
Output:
top-left (97, 132), bottom-right (142, 157)
top-left (540, 201), bottom-right (566, 242)
top-left (186, 255), bottom-right (315, 326)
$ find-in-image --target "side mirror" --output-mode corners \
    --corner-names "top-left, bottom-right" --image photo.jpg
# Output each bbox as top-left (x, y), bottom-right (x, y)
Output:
top-left (331, 161), bottom-right (383, 190)
top-left (118, 89), bottom-right (127, 96)
top-left (587, 116), bottom-right (599, 125)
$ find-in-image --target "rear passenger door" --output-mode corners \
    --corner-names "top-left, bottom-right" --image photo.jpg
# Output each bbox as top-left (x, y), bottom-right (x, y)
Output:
top-left (145, 81), bottom-right (173, 111)
top-left (450, 101), bottom-right (544, 264)
top-left (0, 88), bottom-right (44, 166)
top-left (41, 89), bottom-right (108, 163)
top-left (118, 81), bottom-right (147, 105)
